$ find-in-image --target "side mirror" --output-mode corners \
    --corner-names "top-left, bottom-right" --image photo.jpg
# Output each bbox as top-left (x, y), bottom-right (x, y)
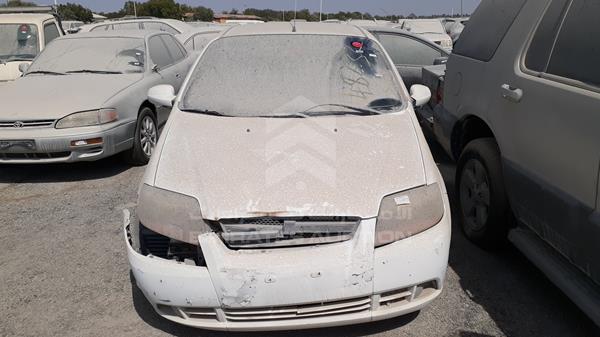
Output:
top-left (148, 85), bottom-right (176, 108)
top-left (434, 57), bottom-right (448, 65)
top-left (152, 64), bottom-right (160, 73)
top-left (18, 63), bottom-right (30, 73)
top-left (410, 84), bottom-right (431, 108)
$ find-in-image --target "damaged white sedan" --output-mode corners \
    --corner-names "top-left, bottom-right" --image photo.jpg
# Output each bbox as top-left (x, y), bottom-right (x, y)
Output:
top-left (125, 22), bottom-right (451, 331)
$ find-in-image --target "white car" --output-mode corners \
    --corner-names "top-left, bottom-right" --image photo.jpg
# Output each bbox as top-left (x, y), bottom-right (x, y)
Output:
top-left (61, 20), bottom-right (84, 34)
top-left (176, 26), bottom-right (227, 54)
top-left (397, 19), bottom-right (453, 52)
top-left (0, 7), bottom-right (63, 82)
top-left (0, 30), bottom-right (192, 164)
top-left (79, 18), bottom-right (192, 35)
top-left (125, 22), bottom-right (451, 331)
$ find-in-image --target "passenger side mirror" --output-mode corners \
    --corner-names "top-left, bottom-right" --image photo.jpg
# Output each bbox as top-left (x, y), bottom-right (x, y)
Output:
top-left (18, 63), bottom-right (30, 74)
top-left (148, 85), bottom-right (176, 108)
top-left (410, 84), bottom-right (431, 108)
top-left (434, 57), bottom-right (448, 65)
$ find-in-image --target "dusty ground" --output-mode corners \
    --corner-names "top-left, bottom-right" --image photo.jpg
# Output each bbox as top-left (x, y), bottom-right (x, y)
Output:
top-left (0, 139), bottom-right (598, 337)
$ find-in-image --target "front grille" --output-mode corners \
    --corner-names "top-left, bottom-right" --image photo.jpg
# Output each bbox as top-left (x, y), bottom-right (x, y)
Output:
top-left (224, 296), bottom-right (371, 322)
top-left (0, 151), bottom-right (70, 160)
top-left (216, 216), bottom-right (361, 248)
top-left (0, 119), bottom-right (55, 128)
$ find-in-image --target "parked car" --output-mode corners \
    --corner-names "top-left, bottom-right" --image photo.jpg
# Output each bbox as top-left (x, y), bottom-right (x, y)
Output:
top-left (365, 26), bottom-right (449, 88)
top-left (176, 26), bottom-right (227, 54)
top-left (0, 30), bottom-right (192, 164)
top-left (424, 0), bottom-right (600, 326)
top-left (396, 19), bottom-right (453, 52)
top-left (79, 18), bottom-right (192, 35)
top-left (61, 20), bottom-right (84, 34)
top-left (0, 6), bottom-right (64, 82)
top-left (125, 22), bottom-right (451, 331)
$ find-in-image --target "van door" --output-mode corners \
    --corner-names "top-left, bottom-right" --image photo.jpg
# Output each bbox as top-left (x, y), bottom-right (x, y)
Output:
top-left (490, 0), bottom-right (600, 284)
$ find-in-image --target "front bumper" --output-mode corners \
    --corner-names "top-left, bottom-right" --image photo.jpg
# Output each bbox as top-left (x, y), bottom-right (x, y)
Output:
top-left (0, 121), bottom-right (135, 163)
top-left (123, 198), bottom-right (451, 331)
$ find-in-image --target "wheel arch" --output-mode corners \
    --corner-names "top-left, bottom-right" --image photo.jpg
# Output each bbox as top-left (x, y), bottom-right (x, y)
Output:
top-left (451, 115), bottom-right (497, 160)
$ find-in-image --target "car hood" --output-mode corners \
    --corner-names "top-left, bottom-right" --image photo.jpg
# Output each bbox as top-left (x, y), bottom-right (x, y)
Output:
top-left (153, 109), bottom-right (427, 220)
top-left (0, 74), bottom-right (142, 120)
top-left (0, 60), bottom-right (29, 82)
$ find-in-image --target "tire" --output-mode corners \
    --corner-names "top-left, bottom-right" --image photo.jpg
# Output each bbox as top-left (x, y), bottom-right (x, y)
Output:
top-left (456, 138), bottom-right (510, 248)
top-left (124, 107), bottom-right (158, 166)
top-left (128, 209), bottom-right (142, 253)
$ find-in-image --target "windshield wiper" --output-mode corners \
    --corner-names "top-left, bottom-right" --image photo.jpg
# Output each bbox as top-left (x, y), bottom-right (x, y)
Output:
top-left (25, 70), bottom-right (65, 76)
top-left (66, 70), bottom-right (123, 74)
top-left (302, 104), bottom-right (382, 117)
top-left (180, 109), bottom-right (233, 117)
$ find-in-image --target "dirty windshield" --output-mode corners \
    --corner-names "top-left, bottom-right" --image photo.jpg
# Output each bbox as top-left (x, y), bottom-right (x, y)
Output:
top-left (181, 34), bottom-right (404, 117)
top-left (26, 37), bottom-right (146, 75)
top-left (0, 24), bottom-right (40, 62)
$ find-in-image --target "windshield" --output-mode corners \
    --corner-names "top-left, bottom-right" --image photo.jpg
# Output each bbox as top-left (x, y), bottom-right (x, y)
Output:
top-left (0, 24), bottom-right (40, 62)
top-left (26, 37), bottom-right (146, 75)
top-left (181, 35), bottom-right (404, 117)
top-left (405, 21), bottom-right (445, 34)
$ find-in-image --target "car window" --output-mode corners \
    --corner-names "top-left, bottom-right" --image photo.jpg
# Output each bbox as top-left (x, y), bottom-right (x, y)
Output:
top-left (546, 0), bottom-right (600, 88)
top-left (160, 35), bottom-right (185, 63)
top-left (113, 23), bottom-right (140, 31)
top-left (144, 22), bottom-right (179, 35)
top-left (148, 35), bottom-right (173, 69)
top-left (90, 24), bottom-right (109, 32)
top-left (43, 22), bottom-right (60, 45)
top-left (525, 0), bottom-right (570, 72)
top-left (453, 0), bottom-right (527, 62)
top-left (182, 35), bottom-right (405, 117)
top-left (0, 24), bottom-right (40, 60)
top-left (376, 33), bottom-right (443, 66)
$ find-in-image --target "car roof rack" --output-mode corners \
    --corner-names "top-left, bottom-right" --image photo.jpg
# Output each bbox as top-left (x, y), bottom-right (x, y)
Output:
top-left (0, 6), bottom-right (56, 14)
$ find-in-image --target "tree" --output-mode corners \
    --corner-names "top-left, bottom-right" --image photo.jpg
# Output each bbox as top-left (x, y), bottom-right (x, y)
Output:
top-left (0, 0), bottom-right (37, 7)
top-left (58, 3), bottom-right (93, 22)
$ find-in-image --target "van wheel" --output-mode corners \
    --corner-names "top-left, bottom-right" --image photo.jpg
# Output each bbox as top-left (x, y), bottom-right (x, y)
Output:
top-left (124, 107), bottom-right (157, 166)
top-left (456, 138), bottom-right (509, 248)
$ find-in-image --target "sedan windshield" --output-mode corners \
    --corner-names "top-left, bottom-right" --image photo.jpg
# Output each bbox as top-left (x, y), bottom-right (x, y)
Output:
top-left (0, 24), bottom-right (40, 62)
top-left (26, 37), bottom-right (146, 75)
top-left (181, 34), bottom-right (404, 117)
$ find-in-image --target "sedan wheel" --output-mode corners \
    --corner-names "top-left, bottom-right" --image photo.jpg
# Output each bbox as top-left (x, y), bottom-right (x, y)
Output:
top-left (140, 115), bottom-right (157, 158)
top-left (124, 107), bottom-right (158, 166)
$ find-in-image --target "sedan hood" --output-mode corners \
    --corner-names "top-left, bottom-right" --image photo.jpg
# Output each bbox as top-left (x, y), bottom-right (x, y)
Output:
top-left (154, 110), bottom-right (426, 219)
top-left (0, 61), bottom-right (27, 82)
top-left (0, 74), bottom-right (142, 120)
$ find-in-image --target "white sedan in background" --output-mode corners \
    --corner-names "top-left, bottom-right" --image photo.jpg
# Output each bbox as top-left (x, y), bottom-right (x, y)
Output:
top-left (0, 30), bottom-right (192, 164)
top-left (125, 22), bottom-right (451, 331)
top-left (396, 19), bottom-right (453, 52)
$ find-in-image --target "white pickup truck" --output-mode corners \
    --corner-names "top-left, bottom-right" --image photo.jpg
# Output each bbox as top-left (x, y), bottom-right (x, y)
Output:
top-left (0, 6), bottom-right (64, 83)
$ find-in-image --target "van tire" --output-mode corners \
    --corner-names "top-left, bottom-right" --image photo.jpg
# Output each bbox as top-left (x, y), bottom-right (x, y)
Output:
top-left (456, 138), bottom-right (509, 248)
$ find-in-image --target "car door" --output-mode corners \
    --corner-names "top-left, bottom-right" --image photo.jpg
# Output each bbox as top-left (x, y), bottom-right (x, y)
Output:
top-left (489, 0), bottom-right (600, 283)
top-left (374, 32), bottom-right (446, 88)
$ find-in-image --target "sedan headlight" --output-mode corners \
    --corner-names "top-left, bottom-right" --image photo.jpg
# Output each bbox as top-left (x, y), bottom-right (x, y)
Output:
top-left (137, 184), bottom-right (213, 245)
top-left (375, 183), bottom-right (444, 247)
top-left (55, 109), bottom-right (118, 129)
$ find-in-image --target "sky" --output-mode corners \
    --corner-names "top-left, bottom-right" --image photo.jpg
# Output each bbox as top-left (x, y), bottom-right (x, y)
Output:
top-left (29, 0), bottom-right (481, 15)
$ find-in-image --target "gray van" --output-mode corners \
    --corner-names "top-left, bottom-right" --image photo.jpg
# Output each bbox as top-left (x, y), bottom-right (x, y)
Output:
top-left (432, 0), bottom-right (600, 325)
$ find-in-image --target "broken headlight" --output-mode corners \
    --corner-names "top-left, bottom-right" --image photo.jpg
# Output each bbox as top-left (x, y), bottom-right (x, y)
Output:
top-left (137, 184), bottom-right (213, 245)
top-left (375, 183), bottom-right (444, 247)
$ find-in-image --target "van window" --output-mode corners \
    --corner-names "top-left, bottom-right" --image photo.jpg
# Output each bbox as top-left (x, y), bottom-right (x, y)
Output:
top-left (453, 0), bottom-right (527, 62)
top-left (148, 35), bottom-right (173, 69)
top-left (524, 0), bottom-right (570, 72)
top-left (44, 22), bottom-right (60, 45)
top-left (546, 0), bottom-right (600, 88)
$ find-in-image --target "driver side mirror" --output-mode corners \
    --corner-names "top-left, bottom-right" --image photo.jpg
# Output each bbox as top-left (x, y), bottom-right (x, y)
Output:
top-left (18, 63), bottom-right (30, 74)
top-left (410, 84), bottom-right (431, 108)
top-left (148, 85), bottom-right (176, 108)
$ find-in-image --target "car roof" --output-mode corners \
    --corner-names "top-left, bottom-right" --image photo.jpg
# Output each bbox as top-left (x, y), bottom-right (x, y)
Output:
top-left (176, 26), bottom-right (228, 43)
top-left (84, 18), bottom-right (191, 32)
top-left (59, 30), bottom-right (161, 40)
top-left (0, 13), bottom-right (55, 23)
top-left (222, 22), bottom-right (368, 38)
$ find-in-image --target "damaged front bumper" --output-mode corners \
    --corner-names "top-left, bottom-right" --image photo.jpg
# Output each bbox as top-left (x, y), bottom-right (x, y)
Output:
top-left (123, 202), bottom-right (451, 331)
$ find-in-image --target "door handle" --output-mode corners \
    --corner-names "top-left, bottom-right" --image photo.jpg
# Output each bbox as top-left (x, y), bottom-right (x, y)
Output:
top-left (501, 84), bottom-right (523, 103)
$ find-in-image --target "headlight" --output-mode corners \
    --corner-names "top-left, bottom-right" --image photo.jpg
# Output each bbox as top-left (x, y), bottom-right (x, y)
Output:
top-left (55, 109), bottom-right (118, 129)
top-left (137, 184), bottom-right (213, 245)
top-left (375, 183), bottom-right (444, 247)
top-left (442, 40), bottom-right (453, 48)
